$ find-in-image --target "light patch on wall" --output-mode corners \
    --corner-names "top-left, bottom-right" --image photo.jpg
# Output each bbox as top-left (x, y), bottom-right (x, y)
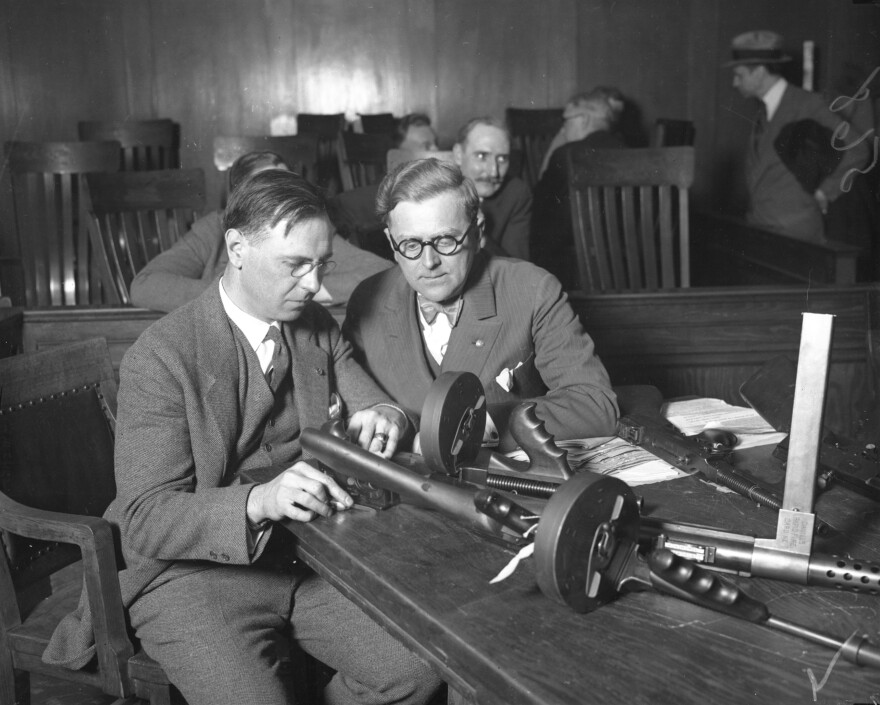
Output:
top-left (270, 113), bottom-right (298, 136)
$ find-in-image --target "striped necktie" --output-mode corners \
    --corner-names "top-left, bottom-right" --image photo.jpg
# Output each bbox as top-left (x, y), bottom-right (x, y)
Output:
top-left (263, 326), bottom-right (290, 393)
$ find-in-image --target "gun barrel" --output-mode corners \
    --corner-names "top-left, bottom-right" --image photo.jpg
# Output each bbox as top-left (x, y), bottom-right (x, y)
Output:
top-left (301, 428), bottom-right (504, 537)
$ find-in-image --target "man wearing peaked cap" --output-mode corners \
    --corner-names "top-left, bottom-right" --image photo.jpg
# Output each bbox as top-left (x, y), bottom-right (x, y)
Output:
top-left (726, 30), bottom-right (869, 243)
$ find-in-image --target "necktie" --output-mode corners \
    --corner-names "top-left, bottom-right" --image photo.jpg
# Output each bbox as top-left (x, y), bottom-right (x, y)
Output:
top-left (417, 295), bottom-right (463, 326)
top-left (263, 326), bottom-right (290, 393)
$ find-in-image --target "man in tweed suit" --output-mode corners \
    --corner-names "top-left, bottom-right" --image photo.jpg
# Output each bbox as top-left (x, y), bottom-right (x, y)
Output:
top-left (343, 159), bottom-right (618, 453)
top-left (43, 170), bottom-right (442, 705)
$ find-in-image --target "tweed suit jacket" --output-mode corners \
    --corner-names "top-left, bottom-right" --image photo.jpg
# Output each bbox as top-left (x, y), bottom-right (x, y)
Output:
top-left (343, 253), bottom-right (618, 452)
top-left (44, 282), bottom-right (388, 669)
top-left (745, 82), bottom-right (868, 242)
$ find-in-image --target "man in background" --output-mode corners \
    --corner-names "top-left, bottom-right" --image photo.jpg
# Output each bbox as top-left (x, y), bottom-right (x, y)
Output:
top-left (395, 112), bottom-right (439, 152)
top-left (531, 91), bottom-right (625, 289)
top-left (130, 151), bottom-right (391, 311)
top-left (452, 117), bottom-right (531, 261)
top-left (726, 30), bottom-right (869, 242)
top-left (343, 158), bottom-right (617, 453)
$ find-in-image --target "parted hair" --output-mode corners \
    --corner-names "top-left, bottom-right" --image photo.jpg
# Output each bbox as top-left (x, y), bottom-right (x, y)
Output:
top-left (375, 158), bottom-right (480, 226)
top-left (228, 151), bottom-right (288, 192)
top-left (224, 169), bottom-right (327, 243)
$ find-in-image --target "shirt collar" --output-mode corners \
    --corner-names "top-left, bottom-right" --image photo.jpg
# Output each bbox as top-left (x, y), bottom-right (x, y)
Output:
top-left (762, 78), bottom-right (787, 122)
top-left (219, 277), bottom-right (278, 352)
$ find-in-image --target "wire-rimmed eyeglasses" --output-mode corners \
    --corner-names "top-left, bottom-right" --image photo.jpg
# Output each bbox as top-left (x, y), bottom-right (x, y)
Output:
top-left (289, 260), bottom-right (337, 278)
top-left (387, 216), bottom-right (478, 260)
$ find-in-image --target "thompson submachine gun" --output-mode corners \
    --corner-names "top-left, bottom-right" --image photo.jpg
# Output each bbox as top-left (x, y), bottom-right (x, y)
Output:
top-left (311, 370), bottom-right (571, 515)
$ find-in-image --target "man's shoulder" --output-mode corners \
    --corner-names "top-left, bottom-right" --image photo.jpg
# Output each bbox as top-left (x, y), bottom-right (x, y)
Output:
top-left (480, 255), bottom-right (558, 299)
top-left (498, 175), bottom-right (531, 201)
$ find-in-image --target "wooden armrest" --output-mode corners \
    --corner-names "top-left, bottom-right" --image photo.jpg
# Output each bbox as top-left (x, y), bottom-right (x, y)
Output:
top-left (0, 490), bottom-right (133, 689)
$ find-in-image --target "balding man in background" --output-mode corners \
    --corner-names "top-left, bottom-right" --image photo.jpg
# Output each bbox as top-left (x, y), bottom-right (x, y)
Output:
top-left (530, 91), bottom-right (626, 289)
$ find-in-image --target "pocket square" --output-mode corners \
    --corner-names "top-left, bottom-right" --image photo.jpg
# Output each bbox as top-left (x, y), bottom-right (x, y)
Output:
top-left (495, 361), bottom-right (524, 392)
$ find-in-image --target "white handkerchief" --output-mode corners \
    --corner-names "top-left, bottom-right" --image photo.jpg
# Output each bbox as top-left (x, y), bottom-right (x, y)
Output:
top-left (495, 361), bottom-right (524, 392)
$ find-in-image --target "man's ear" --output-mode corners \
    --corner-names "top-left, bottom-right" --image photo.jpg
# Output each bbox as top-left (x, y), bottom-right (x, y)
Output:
top-left (452, 143), bottom-right (464, 165)
top-left (225, 228), bottom-right (247, 268)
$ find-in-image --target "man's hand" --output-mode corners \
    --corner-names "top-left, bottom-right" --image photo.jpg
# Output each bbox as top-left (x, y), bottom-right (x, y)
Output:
top-left (347, 404), bottom-right (408, 458)
top-left (247, 461), bottom-right (353, 525)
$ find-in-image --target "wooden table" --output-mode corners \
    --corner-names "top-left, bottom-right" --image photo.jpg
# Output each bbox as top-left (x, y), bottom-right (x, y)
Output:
top-left (232, 448), bottom-right (880, 705)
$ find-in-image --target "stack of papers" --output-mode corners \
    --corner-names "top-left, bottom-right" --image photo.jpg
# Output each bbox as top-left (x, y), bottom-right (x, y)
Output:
top-left (505, 436), bottom-right (687, 487)
top-left (662, 398), bottom-right (788, 450)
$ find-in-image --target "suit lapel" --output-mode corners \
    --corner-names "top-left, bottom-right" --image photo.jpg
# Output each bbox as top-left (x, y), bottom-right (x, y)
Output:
top-left (441, 256), bottom-right (501, 377)
top-left (382, 277), bottom-right (435, 388)
top-left (286, 310), bottom-right (332, 432)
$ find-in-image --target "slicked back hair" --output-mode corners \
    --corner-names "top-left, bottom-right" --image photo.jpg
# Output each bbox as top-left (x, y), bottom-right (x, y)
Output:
top-left (454, 116), bottom-right (510, 148)
top-left (224, 169), bottom-right (327, 245)
top-left (228, 151), bottom-right (288, 192)
top-left (375, 158), bottom-right (479, 226)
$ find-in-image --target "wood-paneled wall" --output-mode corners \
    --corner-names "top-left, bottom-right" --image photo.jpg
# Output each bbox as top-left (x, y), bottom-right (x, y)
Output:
top-left (1, 0), bottom-right (878, 260)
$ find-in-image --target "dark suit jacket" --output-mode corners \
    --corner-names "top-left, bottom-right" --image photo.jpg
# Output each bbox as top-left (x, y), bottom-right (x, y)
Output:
top-left (745, 82), bottom-right (869, 242)
top-left (479, 176), bottom-right (532, 260)
top-left (531, 131), bottom-right (626, 289)
top-left (343, 253), bottom-right (618, 451)
top-left (44, 282), bottom-right (388, 669)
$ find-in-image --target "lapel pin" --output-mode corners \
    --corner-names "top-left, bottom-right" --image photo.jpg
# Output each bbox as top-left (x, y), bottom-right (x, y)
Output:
top-left (474, 339), bottom-right (484, 347)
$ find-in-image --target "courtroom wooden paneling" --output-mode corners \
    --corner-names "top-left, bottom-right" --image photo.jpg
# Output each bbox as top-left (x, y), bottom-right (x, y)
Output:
top-left (435, 0), bottom-right (576, 143)
top-left (572, 286), bottom-right (877, 438)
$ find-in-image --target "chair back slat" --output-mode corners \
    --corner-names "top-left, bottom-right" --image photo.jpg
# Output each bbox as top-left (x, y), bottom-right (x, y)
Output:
top-left (6, 140), bottom-right (121, 306)
top-left (78, 119), bottom-right (179, 170)
top-left (619, 187), bottom-right (642, 288)
top-left (86, 169), bottom-right (206, 305)
top-left (506, 107), bottom-right (564, 190)
top-left (638, 185), bottom-right (659, 290)
top-left (567, 146), bottom-right (694, 292)
top-left (213, 134), bottom-right (319, 187)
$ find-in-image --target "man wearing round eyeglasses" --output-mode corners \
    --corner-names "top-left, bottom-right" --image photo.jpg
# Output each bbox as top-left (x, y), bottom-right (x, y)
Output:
top-left (343, 158), bottom-right (618, 453)
top-left (44, 169), bottom-right (444, 704)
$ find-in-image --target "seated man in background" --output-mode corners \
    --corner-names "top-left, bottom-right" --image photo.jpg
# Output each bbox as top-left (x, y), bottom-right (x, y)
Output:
top-left (395, 112), bottom-right (439, 152)
top-left (44, 170), bottom-right (442, 705)
top-left (130, 150), bottom-right (391, 311)
top-left (343, 158), bottom-right (618, 453)
top-left (531, 91), bottom-right (626, 289)
top-left (327, 112), bottom-right (440, 257)
top-left (452, 117), bottom-right (531, 261)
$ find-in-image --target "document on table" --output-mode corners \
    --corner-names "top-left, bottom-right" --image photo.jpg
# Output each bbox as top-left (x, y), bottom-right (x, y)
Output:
top-left (505, 436), bottom-right (687, 487)
top-left (661, 397), bottom-right (788, 449)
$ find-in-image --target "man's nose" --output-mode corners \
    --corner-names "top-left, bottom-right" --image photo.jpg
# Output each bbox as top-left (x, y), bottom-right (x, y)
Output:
top-left (421, 245), bottom-right (441, 268)
top-left (299, 267), bottom-right (322, 293)
top-left (487, 158), bottom-right (500, 179)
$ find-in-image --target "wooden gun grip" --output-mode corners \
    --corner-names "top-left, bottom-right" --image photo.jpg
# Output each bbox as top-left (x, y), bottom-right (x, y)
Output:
top-left (508, 403), bottom-right (571, 481)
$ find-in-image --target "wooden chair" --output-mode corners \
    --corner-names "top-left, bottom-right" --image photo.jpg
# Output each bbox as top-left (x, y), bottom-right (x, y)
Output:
top-left (567, 146), bottom-right (695, 292)
top-left (337, 132), bottom-right (394, 191)
top-left (0, 338), bottom-right (173, 705)
top-left (78, 119), bottom-right (179, 171)
top-left (653, 119), bottom-right (696, 148)
top-left (213, 134), bottom-right (320, 188)
top-left (296, 113), bottom-right (347, 194)
top-left (87, 168), bottom-right (206, 305)
top-left (5, 140), bottom-right (121, 307)
top-left (358, 113), bottom-right (398, 136)
top-left (505, 107), bottom-right (564, 190)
